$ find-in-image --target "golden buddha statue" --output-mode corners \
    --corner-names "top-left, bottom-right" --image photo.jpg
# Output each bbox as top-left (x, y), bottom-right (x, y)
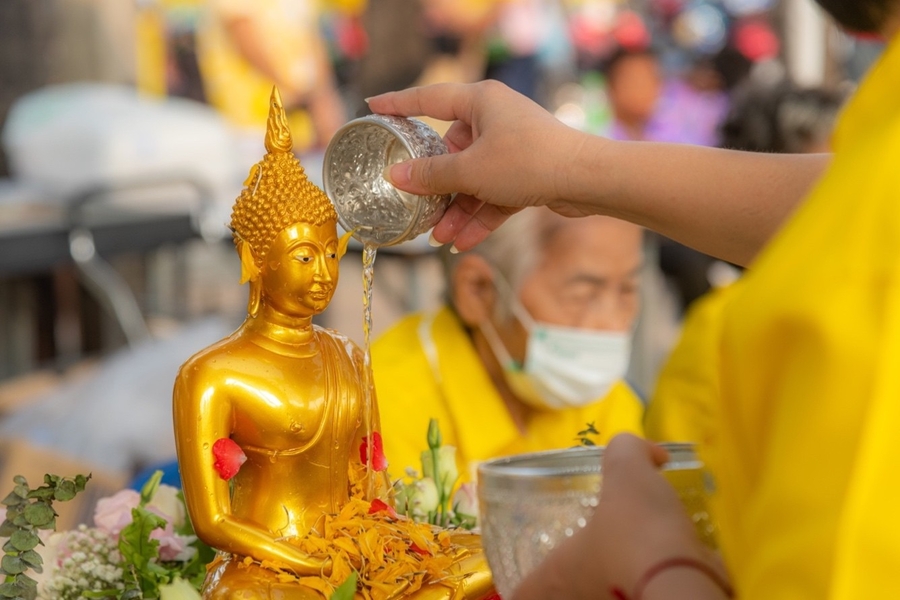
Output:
top-left (173, 88), bottom-right (494, 600)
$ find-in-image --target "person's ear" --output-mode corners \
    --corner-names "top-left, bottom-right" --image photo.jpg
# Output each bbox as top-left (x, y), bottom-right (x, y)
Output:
top-left (451, 255), bottom-right (497, 327)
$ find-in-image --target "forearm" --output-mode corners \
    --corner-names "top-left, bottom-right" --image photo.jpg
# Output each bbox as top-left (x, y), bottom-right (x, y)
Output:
top-left (203, 516), bottom-right (328, 575)
top-left (566, 137), bottom-right (830, 266)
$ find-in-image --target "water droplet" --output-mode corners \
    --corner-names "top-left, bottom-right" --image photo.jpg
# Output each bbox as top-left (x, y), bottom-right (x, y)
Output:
top-left (539, 533), bottom-right (551, 545)
top-left (588, 497), bottom-right (599, 507)
top-left (576, 517), bottom-right (587, 528)
top-left (564, 528), bottom-right (574, 537)
top-left (202, 443), bottom-right (209, 450)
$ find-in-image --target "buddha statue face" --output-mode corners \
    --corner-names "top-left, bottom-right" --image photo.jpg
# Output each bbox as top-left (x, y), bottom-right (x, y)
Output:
top-left (229, 88), bottom-right (343, 318)
top-left (261, 221), bottom-right (340, 318)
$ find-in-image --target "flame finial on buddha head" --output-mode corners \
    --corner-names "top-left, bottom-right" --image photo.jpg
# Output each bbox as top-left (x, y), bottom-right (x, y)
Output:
top-left (229, 87), bottom-right (338, 285)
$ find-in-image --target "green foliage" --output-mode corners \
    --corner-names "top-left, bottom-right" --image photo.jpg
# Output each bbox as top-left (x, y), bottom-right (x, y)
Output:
top-left (575, 422), bottom-right (601, 446)
top-left (0, 473), bottom-right (90, 599)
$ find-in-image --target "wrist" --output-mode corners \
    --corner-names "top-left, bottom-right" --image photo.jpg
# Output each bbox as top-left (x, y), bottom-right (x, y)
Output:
top-left (556, 131), bottom-right (619, 216)
top-left (611, 556), bottom-right (733, 600)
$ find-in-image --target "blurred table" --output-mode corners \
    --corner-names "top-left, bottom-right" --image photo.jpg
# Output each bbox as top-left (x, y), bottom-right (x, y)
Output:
top-left (0, 204), bottom-right (196, 277)
top-left (0, 179), bottom-right (206, 379)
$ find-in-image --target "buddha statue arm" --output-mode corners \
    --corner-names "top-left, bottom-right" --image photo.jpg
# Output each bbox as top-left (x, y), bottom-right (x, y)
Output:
top-left (173, 372), bottom-right (330, 576)
top-left (349, 343), bottom-right (393, 498)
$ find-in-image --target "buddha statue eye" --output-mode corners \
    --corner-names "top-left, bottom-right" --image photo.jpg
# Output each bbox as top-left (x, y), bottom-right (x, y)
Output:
top-left (296, 256), bottom-right (313, 264)
top-left (328, 253), bottom-right (337, 259)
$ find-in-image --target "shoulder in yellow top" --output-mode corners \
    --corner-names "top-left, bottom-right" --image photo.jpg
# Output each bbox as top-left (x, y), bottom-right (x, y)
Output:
top-left (712, 34), bottom-right (900, 599)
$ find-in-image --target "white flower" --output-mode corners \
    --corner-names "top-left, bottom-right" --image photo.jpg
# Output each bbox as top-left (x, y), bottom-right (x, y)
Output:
top-left (147, 484), bottom-right (186, 529)
top-left (395, 477), bottom-right (440, 520)
top-left (452, 482), bottom-right (479, 521)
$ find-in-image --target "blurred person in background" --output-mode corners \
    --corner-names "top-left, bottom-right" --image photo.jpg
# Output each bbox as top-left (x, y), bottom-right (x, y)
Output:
top-left (374, 208), bottom-right (645, 481)
top-left (603, 44), bottom-right (725, 314)
top-left (196, 0), bottom-right (346, 155)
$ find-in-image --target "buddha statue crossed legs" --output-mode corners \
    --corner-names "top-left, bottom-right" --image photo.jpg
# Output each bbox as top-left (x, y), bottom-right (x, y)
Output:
top-left (173, 89), bottom-right (494, 600)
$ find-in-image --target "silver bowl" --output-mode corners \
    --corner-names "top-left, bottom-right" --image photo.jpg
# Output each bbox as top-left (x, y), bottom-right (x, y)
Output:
top-left (323, 115), bottom-right (450, 247)
top-left (477, 443), bottom-right (714, 598)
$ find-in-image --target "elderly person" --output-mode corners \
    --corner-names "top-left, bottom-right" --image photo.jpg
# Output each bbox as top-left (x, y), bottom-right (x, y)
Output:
top-left (374, 208), bottom-right (644, 481)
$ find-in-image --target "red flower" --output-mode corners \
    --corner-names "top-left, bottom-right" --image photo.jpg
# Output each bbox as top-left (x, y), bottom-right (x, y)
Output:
top-left (212, 438), bottom-right (247, 480)
top-left (359, 431), bottom-right (388, 472)
top-left (367, 498), bottom-right (398, 520)
top-left (409, 543), bottom-right (430, 556)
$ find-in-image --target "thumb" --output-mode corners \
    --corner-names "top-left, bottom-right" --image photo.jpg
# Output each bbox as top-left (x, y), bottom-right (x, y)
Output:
top-left (384, 153), bottom-right (464, 197)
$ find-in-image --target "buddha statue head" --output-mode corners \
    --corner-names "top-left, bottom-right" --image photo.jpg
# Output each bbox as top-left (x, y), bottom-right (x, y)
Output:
top-left (230, 87), bottom-right (348, 319)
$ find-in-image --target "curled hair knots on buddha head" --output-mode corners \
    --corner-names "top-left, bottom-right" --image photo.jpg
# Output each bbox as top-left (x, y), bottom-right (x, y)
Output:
top-left (229, 87), bottom-right (338, 266)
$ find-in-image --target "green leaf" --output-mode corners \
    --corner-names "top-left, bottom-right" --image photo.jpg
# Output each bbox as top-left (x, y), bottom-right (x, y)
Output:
top-left (25, 487), bottom-right (54, 501)
top-left (118, 506), bottom-right (167, 598)
top-left (8, 530), bottom-right (40, 552)
top-left (80, 590), bottom-right (120, 598)
top-left (13, 476), bottom-right (27, 486)
top-left (74, 474), bottom-right (91, 492)
top-left (0, 555), bottom-right (26, 575)
top-left (0, 579), bottom-right (35, 600)
top-left (53, 479), bottom-right (76, 502)
top-left (121, 588), bottom-right (143, 600)
top-left (139, 471), bottom-right (163, 506)
top-left (0, 491), bottom-right (25, 507)
top-left (19, 550), bottom-right (42, 571)
top-left (22, 504), bottom-right (55, 527)
top-left (330, 571), bottom-right (358, 600)
top-left (0, 520), bottom-right (17, 537)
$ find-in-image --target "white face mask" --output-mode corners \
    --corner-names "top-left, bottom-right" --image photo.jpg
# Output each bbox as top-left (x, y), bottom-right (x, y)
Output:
top-left (479, 300), bottom-right (632, 410)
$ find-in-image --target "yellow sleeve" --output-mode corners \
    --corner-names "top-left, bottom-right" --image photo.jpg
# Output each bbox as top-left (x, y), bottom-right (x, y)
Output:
top-left (645, 283), bottom-right (739, 448)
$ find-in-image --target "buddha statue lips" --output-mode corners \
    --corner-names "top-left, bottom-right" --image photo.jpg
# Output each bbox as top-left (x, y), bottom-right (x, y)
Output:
top-left (172, 88), bottom-right (494, 600)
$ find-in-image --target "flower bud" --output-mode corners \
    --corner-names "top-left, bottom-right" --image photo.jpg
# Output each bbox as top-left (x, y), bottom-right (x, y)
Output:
top-left (421, 446), bottom-right (459, 500)
top-left (427, 418), bottom-right (442, 450)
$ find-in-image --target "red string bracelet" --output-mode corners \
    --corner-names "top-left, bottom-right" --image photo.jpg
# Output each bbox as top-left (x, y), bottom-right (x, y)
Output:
top-left (610, 557), bottom-right (735, 600)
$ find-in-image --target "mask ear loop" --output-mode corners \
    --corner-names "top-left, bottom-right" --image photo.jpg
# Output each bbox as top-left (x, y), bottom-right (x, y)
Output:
top-left (478, 316), bottom-right (520, 372)
top-left (490, 269), bottom-right (537, 331)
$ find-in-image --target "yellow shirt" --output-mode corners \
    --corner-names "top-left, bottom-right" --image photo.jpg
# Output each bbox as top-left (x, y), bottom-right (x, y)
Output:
top-left (714, 34), bottom-right (900, 598)
top-left (373, 306), bottom-right (645, 482)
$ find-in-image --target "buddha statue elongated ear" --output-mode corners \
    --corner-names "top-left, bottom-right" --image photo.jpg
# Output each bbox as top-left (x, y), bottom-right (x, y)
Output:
top-left (247, 277), bottom-right (262, 318)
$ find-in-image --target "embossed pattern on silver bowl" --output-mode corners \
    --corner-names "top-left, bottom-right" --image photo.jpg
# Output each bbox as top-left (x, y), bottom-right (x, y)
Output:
top-left (323, 115), bottom-right (450, 247)
top-left (477, 443), bottom-right (713, 598)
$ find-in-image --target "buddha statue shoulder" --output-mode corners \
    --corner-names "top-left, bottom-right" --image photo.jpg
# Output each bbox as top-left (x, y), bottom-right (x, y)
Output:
top-left (173, 88), bottom-right (494, 600)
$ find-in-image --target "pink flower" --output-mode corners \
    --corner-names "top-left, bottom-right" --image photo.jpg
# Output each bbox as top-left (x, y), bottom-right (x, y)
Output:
top-left (94, 489), bottom-right (141, 536)
top-left (151, 521), bottom-right (196, 562)
top-left (359, 431), bottom-right (388, 472)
